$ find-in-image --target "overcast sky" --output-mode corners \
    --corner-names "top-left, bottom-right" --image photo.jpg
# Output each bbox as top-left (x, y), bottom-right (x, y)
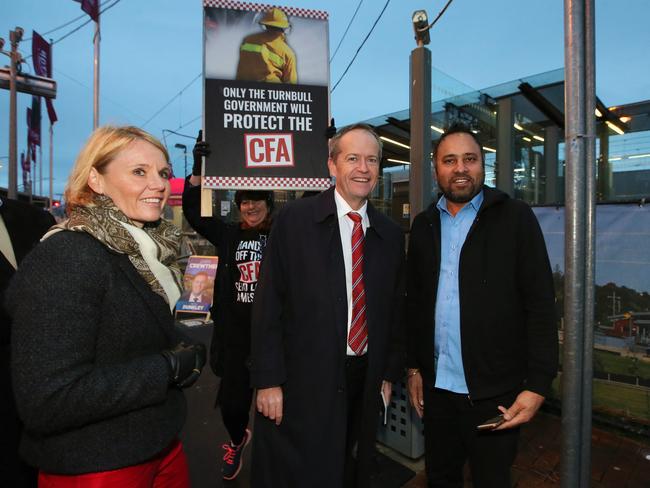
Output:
top-left (2, 0), bottom-right (649, 198)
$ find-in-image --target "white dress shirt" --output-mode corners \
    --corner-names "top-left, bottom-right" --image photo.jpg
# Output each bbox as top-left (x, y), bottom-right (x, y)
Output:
top-left (333, 189), bottom-right (370, 356)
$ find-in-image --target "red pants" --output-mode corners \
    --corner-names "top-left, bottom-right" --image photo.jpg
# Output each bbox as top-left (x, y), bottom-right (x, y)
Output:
top-left (38, 440), bottom-right (190, 488)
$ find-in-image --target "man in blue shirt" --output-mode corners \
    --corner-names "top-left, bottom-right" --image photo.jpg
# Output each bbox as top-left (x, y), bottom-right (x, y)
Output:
top-left (405, 124), bottom-right (557, 487)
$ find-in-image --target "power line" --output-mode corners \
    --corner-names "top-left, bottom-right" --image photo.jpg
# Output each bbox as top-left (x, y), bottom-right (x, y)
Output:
top-left (23, 0), bottom-right (114, 41)
top-left (23, 13), bottom-right (87, 42)
top-left (423, 0), bottom-right (455, 31)
top-left (163, 129), bottom-right (196, 140)
top-left (330, 0), bottom-right (364, 63)
top-left (53, 0), bottom-right (123, 46)
top-left (176, 114), bottom-right (202, 131)
top-left (22, 0), bottom-right (123, 62)
top-left (331, 0), bottom-right (391, 93)
top-left (54, 68), bottom-right (150, 123)
top-left (142, 73), bottom-right (201, 128)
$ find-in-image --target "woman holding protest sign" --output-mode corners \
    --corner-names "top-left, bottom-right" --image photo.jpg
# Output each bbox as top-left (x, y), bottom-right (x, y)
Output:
top-left (7, 126), bottom-right (205, 487)
top-left (182, 131), bottom-right (273, 481)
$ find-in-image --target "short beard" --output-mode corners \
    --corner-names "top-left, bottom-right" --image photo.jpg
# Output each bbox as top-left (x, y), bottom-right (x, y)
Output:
top-left (439, 174), bottom-right (485, 204)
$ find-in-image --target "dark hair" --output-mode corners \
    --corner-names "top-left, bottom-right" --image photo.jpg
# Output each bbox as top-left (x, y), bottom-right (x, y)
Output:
top-left (234, 190), bottom-right (274, 212)
top-left (433, 123), bottom-right (485, 166)
top-left (328, 123), bottom-right (383, 161)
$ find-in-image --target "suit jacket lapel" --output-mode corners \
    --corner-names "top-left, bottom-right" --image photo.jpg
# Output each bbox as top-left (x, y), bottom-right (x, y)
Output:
top-left (364, 204), bottom-right (385, 343)
top-left (314, 188), bottom-right (348, 350)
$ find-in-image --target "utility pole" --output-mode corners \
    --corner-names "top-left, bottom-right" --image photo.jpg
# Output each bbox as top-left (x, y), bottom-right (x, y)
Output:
top-left (3, 27), bottom-right (24, 199)
top-left (1, 31), bottom-right (56, 202)
top-left (49, 123), bottom-right (54, 208)
top-left (49, 38), bottom-right (55, 209)
top-left (93, 16), bottom-right (100, 129)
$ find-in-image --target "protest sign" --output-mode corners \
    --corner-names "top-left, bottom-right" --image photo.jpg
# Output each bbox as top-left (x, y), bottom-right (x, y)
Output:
top-left (202, 0), bottom-right (330, 191)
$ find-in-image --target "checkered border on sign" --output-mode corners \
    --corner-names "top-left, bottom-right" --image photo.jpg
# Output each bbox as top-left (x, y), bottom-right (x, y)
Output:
top-left (203, 0), bottom-right (328, 20)
top-left (204, 176), bottom-right (332, 190)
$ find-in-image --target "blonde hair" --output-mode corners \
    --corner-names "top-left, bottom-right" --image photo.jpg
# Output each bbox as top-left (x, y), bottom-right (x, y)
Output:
top-left (64, 125), bottom-right (169, 213)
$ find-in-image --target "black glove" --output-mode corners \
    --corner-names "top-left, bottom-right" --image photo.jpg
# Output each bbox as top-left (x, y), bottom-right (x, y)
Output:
top-left (326, 118), bottom-right (337, 139)
top-left (161, 342), bottom-right (207, 388)
top-left (192, 130), bottom-right (211, 176)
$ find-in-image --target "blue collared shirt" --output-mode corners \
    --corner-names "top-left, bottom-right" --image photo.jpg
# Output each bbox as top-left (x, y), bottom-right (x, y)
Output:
top-left (434, 190), bottom-right (484, 393)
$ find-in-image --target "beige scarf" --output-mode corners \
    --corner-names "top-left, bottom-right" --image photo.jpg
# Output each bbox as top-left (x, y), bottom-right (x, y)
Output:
top-left (46, 195), bottom-right (182, 308)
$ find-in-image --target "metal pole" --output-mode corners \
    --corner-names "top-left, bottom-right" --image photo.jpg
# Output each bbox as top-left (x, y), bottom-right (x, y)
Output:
top-left (8, 29), bottom-right (22, 200)
top-left (184, 148), bottom-right (188, 177)
top-left (93, 17), bottom-right (100, 130)
top-left (562, 0), bottom-right (587, 486)
top-left (49, 123), bottom-right (53, 209)
top-left (581, 0), bottom-right (596, 485)
top-left (409, 45), bottom-right (432, 222)
top-left (496, 97), bottom-right (515, 196)
top-left (29, 155), bottom-right (33, 202)
top-left (49, 38), bottom-right (54, 210)
top-left (39, 143), bottom-right (43, 197)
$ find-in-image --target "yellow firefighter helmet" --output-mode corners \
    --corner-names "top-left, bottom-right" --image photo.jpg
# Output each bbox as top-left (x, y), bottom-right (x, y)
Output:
top-left (260, 8), bottom-right (290, 29)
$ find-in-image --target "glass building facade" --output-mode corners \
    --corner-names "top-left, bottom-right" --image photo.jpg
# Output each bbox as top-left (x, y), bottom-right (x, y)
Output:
top-left (364, 68), bottom-right (650, 228)
top-left (363, 69), bottom-right (650, 432)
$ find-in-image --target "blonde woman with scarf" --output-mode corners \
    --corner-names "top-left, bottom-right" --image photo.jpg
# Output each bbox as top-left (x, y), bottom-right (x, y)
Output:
top-left (7, 126), bottom-right (205, 488)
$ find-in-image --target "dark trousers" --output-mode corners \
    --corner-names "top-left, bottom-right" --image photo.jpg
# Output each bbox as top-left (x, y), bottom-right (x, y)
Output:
top-left (423, 387), bottom-right (519, 488)
top-left (216, 348), bottom-right (253, 446)
top-left (343, 354), bottom-right (368, 488)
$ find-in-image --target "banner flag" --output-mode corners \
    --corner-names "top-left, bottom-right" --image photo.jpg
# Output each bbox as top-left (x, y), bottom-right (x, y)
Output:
top-left (73, 0), bottom-right (99, 22)
top-left (31, 31), bottom-right (57, 124)
top-left (202, 0), bottom-right (330, 191)
top-left (28, 97), bottom-right (42, 147)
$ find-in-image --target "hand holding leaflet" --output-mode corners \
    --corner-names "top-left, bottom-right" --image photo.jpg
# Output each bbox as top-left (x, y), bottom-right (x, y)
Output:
top-left (380, 380), bottom-right (392, 425)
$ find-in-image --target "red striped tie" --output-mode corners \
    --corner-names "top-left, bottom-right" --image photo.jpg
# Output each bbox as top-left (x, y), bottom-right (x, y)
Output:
top-left (347, 212), bottom-right (367, 355)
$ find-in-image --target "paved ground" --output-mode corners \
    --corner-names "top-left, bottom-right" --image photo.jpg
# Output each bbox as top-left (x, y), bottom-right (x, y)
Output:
top-left (181, 325), bottom-right (650, 487)
top-left (399, 410), bottom-right (650, 487)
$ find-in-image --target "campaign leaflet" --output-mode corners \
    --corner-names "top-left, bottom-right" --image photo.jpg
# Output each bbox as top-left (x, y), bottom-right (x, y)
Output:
top-left (203, 0), bottom-right (330, 191)
top-left (175, 255), bottom-right (219, 319)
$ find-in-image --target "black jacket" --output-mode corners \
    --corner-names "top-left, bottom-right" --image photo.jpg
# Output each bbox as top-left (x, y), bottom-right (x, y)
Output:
top-left (0, 199), bottom-right (55, 346)
top-left (406, 186), bottom-right (557, 400)
top-left (250, 187), bottom-right (405, 487)
top-left (182, 178), bottom-right (264, 375)
top-left (0, 199), bottom-right (55, 485)
top-left (7, 231), bottom-right (186, 474)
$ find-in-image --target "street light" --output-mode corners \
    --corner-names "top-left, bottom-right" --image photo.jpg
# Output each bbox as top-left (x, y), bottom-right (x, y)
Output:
top-left (175, 143), bottom-right (187, 177)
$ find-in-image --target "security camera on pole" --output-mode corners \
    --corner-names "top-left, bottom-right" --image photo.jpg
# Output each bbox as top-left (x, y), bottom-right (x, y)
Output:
top-left (409, 10), bottom-right (432, 222)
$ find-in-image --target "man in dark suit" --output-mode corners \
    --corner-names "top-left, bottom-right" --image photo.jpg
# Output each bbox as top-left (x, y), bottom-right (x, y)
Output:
top-left (249, 124), bottom-right (405, 487)
top-left (0, 198), bottom-right (55, 487)
top-left (178, 272), bottom-right (211, 304)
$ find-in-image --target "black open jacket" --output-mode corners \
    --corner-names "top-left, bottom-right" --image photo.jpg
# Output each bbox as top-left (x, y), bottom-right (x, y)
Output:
top-left (182, 178), bottom-right (263, 376)
top-left (406, 186), bottom-right (558, 400)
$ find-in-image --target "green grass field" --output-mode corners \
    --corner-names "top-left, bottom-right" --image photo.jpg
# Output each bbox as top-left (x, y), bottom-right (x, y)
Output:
top-left (559, 345), bottom-right (650, 378)
top-left (551, 376), bottom-right (650, 423)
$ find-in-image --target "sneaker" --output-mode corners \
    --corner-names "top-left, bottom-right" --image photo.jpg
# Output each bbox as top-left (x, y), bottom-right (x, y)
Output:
top-left (221, 428), bottom-right (251, 480)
